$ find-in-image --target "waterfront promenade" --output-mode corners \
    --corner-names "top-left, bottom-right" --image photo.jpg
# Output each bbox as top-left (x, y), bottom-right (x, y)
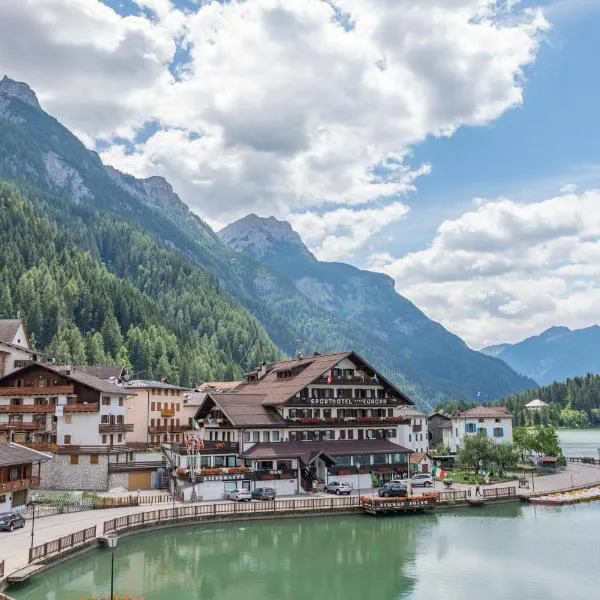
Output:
top-left (2, 462), bottom-right (600, 580)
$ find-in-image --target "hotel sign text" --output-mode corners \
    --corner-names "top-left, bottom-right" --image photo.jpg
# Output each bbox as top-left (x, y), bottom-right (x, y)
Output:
top-left (309, 398), bottom-right (389, 406)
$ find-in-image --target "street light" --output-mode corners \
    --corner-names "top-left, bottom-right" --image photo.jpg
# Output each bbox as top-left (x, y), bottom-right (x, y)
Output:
top-left (106, 534), bottom-right (119, 600)
top-left (356, 462), bottom-right (361, 500)
top-left (29, 501), bottom-right (37, 550)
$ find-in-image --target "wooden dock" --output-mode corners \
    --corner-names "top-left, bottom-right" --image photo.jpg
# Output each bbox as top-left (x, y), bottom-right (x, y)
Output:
top-left (6, 564), bottom-right (45, 583)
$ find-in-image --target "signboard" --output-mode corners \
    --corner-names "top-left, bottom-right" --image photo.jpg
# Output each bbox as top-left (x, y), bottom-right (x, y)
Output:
top-left (55, 405), bottom-right (64, 417)
top-left (309, 398), bottom-right (389, 406)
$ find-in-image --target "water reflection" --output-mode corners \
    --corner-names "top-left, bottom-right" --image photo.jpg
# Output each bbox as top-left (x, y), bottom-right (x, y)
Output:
top-left (9, 503), bottom-right (600, 600)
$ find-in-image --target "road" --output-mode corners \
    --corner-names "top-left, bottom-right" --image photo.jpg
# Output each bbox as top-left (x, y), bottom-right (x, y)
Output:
top-left (2, 463), bottom-right (599, 578)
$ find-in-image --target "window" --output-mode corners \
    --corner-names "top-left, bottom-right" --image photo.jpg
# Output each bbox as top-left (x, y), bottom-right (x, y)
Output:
top-left (176, 403), bottom-right (180, 412)
top-left (101, 396), bottom-right (111, 406)
top-left (64, 434), bottom-right (72, 444)
top-left (347, 429), bottom-right (354, 440)
top-left (200, 456), bottom-right (211, 467)
top-left (119, 398), bottom-right (124, 407)
top-left (243, 431), bottom-right (251, 442)
top-left (102, 435), bottom-right (107, 444)
top-left (70, 455), bottom-right (79, 465)
top-left (495, 418), bottom-right (501, 423)
top-left (117, 434), bottom-right (122, 442)
top-left (157, 389), bottom-right (162, 396)
top-left (151, 402), bottom-right (155, 411)
top-left (101, 415), bottom-right (109, 424)
top-left (117, 415), bottom-right (124, 424)
top-left (373, 453), bottom-right (388, 464)
top-left (479, 428), bottom-right (487, 437)
top-left (252, 432), bottom-right (260, 443)
top-left (258, 460), bottom-right (273, 470)
top-left (465, 423), bottom-right (477, 433)
top-left (90, 454), bottom-right (99, 465)
top-left (339, 430), bottom-right (346, 440)
top-left (262, 431), bottom-right (270, 442)
top-left (10, 398), bottom-right (23, 406)
top-left (493, 428), bottom-right (504, 438)
top-left (387, 429), bottom-right (396, 438)
top-left (271, 431), bottom-right (280, 442)
top-left (34, 397), bottom-right (47, 405)
top-left (214, 456), bottom-right (225, 467)
top-left (478, 418), bottom-right (485, 423)
top-left (408, 434), bottom-right (411, 442)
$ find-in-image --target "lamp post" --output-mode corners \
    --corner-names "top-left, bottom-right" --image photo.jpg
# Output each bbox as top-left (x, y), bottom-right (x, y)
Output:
top-left (106, 534), bottom-right (118, 600)
top-left (356, 462), bottom-right (361, 500)
top-left (29, 501), bottom-right (36, 549)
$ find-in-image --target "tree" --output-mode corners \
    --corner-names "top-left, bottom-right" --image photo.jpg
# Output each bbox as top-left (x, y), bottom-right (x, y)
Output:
top-left (86, 332), bottom-right (106, 365)
top-left (458, 435), bottom-right (495, 472)
top-left (491, 443), bottom-right (519, 476)
top-left (513, 425), bottom-right (562, 459)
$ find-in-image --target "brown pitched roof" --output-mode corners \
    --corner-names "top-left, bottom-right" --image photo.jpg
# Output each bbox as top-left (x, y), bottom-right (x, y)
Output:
top-left (73, 365), bottom-right (124, 380)
top-left (0, 319), bottom-right (22, 344)
top-left (0, 363), bottom-right (129, 396)
top-left (398, 406), bottom-right (427, 418)
top-left (410, 452), bottom-right (428, 464)
top-left (236, 351), bottom-right (414, 407)
top-left (241, 439), bottom-right (410, 464)
top-left (0, 443), bottom-right (52, 467)
top-left (204, 393), bottom-right (286, 427)
top-left (457, 406), bottom-right (513, 419)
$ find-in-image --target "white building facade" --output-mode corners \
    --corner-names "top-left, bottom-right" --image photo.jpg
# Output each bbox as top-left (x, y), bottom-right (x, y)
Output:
top-left (449, 406), bottom-right (513, 453)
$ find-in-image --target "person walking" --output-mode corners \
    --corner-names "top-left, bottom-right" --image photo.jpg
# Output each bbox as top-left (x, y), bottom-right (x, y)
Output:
top-left (475, 484), bottom-right (482, 497)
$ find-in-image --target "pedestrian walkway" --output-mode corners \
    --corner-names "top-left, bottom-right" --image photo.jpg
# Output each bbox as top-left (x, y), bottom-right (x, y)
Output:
top-left (2, 464), bottom-right (599, 579)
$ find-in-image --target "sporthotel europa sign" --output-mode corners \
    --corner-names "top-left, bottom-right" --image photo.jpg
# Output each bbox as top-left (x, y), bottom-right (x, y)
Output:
top-left (309, 398), bottom-right (390, 406)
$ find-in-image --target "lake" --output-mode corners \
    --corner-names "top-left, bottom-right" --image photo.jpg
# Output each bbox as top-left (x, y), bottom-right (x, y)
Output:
top-left (557, 428), bottom-right (600, 458)
top-left (9, 503), bottom-right (600, 600)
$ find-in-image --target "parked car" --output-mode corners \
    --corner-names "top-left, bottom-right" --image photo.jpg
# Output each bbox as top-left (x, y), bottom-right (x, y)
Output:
top-left (251, 487), bottom-right (276, 501)
top-left (325, 481), bottom-right (353, 495)
top-left (0, 511), bottom-right (25, 532)
top-left (378, 481), bottom-right (408, 498)
top-left (409, 473), bottom-right (434, 487)
top-left (225, 488), bottom-right (252, 502)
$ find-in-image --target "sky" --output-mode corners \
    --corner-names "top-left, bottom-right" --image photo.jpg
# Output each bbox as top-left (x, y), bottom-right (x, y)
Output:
top-left (0, 0), bottom-right (599, 349)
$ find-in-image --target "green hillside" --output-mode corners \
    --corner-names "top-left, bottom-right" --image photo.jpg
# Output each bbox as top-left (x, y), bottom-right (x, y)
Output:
top-left (0, 181), bottom-right (282, 384)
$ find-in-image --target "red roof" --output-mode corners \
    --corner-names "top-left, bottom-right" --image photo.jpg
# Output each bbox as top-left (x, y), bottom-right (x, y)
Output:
top-left (457, 406), bottom-right (512, 419)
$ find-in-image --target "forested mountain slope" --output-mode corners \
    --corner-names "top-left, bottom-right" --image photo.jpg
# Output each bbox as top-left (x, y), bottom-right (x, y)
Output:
top-left (0, 181), bottom-right (282, 384)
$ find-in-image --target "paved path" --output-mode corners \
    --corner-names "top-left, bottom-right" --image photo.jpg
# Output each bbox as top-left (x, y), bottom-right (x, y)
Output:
top-left (3, 463), bottom-right (600, 578)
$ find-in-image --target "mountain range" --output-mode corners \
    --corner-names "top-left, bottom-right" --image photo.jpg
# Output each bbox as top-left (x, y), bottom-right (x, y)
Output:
top-left (482, 325), bottom-right (600, 386)
top-left (0, 75), bottom-right (537, 408)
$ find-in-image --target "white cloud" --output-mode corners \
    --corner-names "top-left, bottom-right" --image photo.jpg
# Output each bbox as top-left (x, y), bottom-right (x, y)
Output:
top-left (370, 189), bottom-right (600, 348)
top-left (289, 201), bottom-right (411, 261)
top-left (0, 0), bottom-right (548, 247)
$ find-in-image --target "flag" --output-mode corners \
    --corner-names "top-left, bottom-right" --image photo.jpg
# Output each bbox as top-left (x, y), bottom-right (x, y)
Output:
top-left (433, 465), bottom-right (446, 479)
top-left (191, 418), bottom-right (200, 430)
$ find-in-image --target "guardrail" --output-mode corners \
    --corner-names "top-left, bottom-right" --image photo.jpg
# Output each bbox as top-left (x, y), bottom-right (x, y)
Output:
top-left (104, 496), bottom-right (360, 534)
top-left (16, 501), bottom-right (94, 520)
top-left (29, 526), bottom-right (96, 563)
top-left (438, 490), bottom-right (467, 502)
top-left (568, 457), bottom-right (600, 465)
top-left (483, 486), bottom-right (516, 499)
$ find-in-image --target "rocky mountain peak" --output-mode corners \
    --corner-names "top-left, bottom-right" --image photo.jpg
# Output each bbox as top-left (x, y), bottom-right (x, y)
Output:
top-left (219, 214), bottom-right (315, 261)
top-left (0, 75), bottom-right (41, 109)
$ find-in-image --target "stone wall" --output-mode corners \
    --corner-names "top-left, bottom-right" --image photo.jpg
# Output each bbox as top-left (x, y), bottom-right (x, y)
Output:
top-left (40, 454), bottom-right (110, 491)
top-left (108, 472), bottom-right (129, 491)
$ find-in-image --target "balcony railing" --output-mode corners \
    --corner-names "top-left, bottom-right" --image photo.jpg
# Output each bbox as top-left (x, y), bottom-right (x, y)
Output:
top-left (167, 441), bottom-right (239, 455)
top-left (412, 425), bottom-right (422, 432)
top-left (64, 403), bottom-right (99, 413)
top-left (108, 460), bottom-right (166, 473)
top-left (0, 385), bottom-right (74, 396)
top-left (99, 423), bottom-right (134, 433)
top-left (0, 421), bottom-right (46, 431)
top-left (0, 405), bottom-right (55, 413)
top-left (254, 469), bottom-right (297, 481)
top-left (148, 424), bottom-right (188, 434)
top-left (0, 476), bottom-right (41, 493)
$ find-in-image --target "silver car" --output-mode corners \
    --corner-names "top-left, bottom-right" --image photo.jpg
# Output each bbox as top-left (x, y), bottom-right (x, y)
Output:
top-left (325, 481), bottom-right (353, 495)
top-left (226, 488), bottom-right (252, 502)
top-left (409, 473), bottom-right (434, 487)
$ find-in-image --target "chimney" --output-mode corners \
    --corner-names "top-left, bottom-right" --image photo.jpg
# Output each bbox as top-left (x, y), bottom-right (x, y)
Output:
top-left (297, 353), bottom-right (303, 360)
top-left (257, 362), bottom-right (267, 379)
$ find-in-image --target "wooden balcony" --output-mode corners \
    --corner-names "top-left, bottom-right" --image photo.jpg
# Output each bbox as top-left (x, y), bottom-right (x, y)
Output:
top-left (313, 376), bottom-right (381, 386)
top-left (0, 405), bottom-right (55, 413)
top-left (0, 476), bottom-right (41, 493)
top-left (148, 424), bottom-right (188, 434)
top-left (99, 423), bottom-right (134, 434)
top-left (160, 408), bottom-right (175, 417)
top-left (168, 441), bottom-right (239, 455)
top-left (108, 460), bottom-right (165, 473)
top-left (0, 385), bottom-right (74, 396)
top-left (0, 421), bottom-right (46, 431)
top-left (64, 403), bottom-right (99, 413)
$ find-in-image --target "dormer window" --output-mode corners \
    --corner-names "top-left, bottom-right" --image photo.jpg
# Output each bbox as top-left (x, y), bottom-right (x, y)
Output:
top-left (277, 370), bottom-right (293, 379)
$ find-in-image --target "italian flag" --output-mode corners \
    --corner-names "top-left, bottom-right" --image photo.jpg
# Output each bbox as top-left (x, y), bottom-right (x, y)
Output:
top-left (433, 466), bottom-right (446, 479)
